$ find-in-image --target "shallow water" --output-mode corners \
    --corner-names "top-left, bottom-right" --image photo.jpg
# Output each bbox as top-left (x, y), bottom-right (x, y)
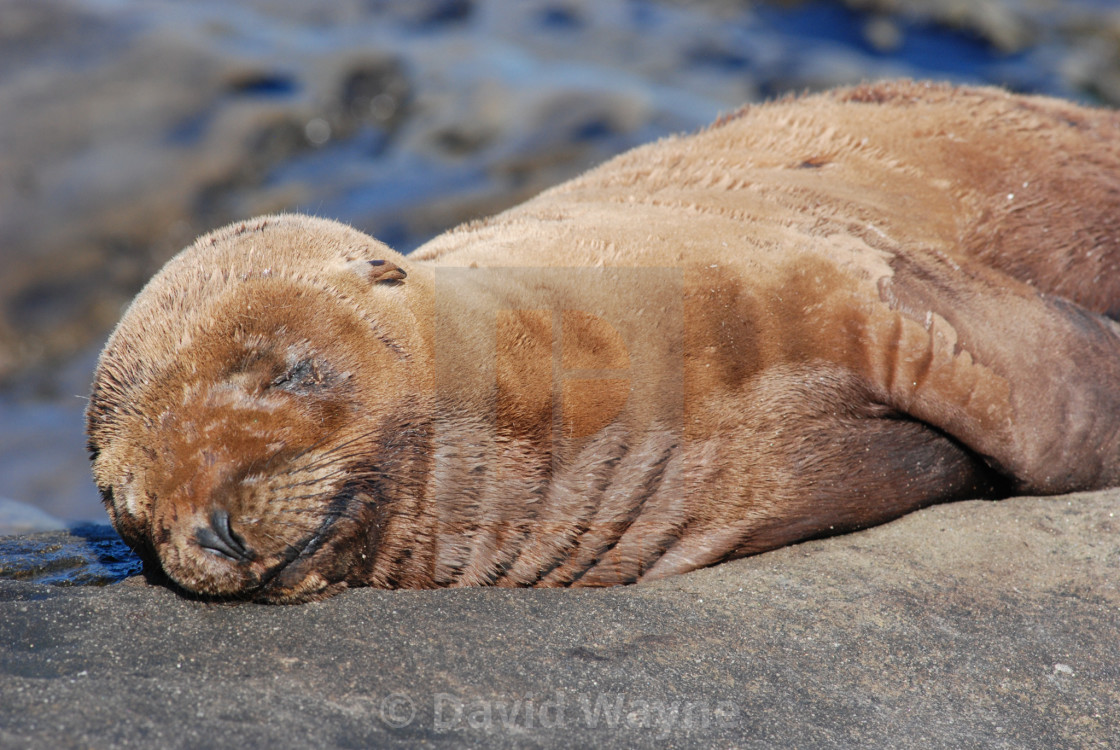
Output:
top-left (0, 525), bottom-right (141, 586)
top-left (1, 0), bottom-right (1118, 583)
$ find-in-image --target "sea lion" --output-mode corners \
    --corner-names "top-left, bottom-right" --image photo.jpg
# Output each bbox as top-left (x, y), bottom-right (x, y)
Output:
top-left (87, 80), bottom-right (1120, 603)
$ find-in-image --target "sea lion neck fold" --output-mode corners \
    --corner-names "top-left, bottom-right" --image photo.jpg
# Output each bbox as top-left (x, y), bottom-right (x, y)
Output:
top-left (89, 81), bottom-right (1120, 602)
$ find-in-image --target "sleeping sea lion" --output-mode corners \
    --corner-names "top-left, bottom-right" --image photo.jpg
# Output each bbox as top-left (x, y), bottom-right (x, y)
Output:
top-left (87, 80), bottom-right (1120, 602)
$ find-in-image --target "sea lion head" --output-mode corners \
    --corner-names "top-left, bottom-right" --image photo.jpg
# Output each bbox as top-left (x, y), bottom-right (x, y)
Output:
top-left (87, 215), bottom-right (432, 602)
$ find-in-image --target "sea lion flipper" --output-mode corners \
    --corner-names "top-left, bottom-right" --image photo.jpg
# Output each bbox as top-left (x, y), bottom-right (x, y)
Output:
top-left (874, 252), bottom-right (1120, 495)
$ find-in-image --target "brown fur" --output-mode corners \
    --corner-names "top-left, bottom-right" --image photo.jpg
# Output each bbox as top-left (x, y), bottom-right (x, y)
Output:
top-left (87, 81), bottom-right (1120, 602)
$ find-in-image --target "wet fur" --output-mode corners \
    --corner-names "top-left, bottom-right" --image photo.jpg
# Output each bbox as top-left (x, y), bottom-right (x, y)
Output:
top-left (88, 81), bottom-right (1120, 602)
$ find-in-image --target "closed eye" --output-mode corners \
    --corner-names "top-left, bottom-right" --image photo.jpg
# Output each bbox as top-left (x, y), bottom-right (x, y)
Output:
top-left (270, 358), bottom-right (328, 393)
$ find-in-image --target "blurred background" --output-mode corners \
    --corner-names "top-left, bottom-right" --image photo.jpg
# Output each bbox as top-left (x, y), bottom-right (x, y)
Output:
top-left (2, 0), bottom-right (1119, 534)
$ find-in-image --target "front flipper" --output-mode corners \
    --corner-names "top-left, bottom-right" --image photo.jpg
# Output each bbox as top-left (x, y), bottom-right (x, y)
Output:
top-left (651, 412), bottom-right (1003, 582)
top-left (874, 251), bottom-right (1120, 494)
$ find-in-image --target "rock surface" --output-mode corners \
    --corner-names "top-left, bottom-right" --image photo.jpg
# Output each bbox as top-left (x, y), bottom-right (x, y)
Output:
top-left (2, 490), bottom-right (1118, 748)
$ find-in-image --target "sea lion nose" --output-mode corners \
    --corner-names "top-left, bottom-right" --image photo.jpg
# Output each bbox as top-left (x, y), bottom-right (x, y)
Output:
top-left (194, 509), bottom-right (254, 562)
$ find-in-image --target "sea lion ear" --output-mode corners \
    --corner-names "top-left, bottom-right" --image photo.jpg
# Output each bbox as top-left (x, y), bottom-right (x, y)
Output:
top-left (346, 259), bottom-right (407, 285)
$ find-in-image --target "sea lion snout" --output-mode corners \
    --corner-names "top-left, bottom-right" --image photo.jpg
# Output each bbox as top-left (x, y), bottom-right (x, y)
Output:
top-left (138, 377), bottom-right (353, 598)
top-left (151, 445), bottom-right (343, 599)
top-left (155, 502), bottom-right (261, 597)
top-left (194, 509), bottom-right (254, 563)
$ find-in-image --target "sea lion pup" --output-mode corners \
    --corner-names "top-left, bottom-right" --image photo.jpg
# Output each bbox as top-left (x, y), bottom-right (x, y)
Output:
top-left (87, 80), bottom-right (1120, 603)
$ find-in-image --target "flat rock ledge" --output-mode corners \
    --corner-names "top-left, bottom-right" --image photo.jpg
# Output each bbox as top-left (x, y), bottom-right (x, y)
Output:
top-left (2, 491), bottom-right (1118, 749)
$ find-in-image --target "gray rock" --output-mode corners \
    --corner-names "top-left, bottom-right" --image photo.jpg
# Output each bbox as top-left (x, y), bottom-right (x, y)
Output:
top-left (2, 490), bottom-right (1117, 748)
